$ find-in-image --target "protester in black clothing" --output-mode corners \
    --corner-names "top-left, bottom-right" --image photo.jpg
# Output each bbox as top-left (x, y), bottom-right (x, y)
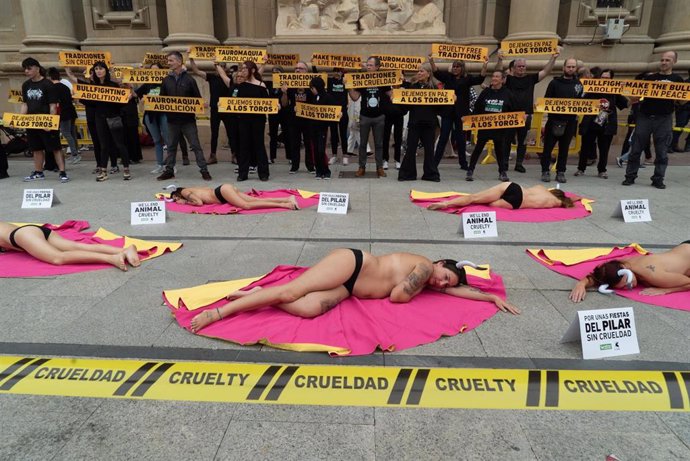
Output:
top-left (0, 141), bottom-right (8, 179)
top-left (236, 61), bottom-right (270, 182)
top-left (540, 58), bottom-right (583, 183)
top-left (429, 55), bottom-right (488, 170)
top-left (466, 71), bottom-right (518, 182)
top-left (65, 66), bottom-right (103, 174)
top-left (327, 68), bottom-right (349, 165)
top-left (308, 76), bottom-right (336, 179)
top-left (279, 61), bottom-right (315, 173)
top-left (217, 65), bottom-right (244, 166)
top-left (382, 85), bottom-right (405, 170)
top-left (47, 68), bottom-right (79, 164)
top-left (670, 70), bottom-right (690, 153)
top-left (121, 92), bottom-right (143, 164)
top-left (266, 75), bottom-right (282, 163)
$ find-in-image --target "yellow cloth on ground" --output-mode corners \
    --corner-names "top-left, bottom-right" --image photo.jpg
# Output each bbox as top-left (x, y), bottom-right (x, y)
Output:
top-left (93, 228), bottom-right (182, 260)
top-left (526, 244), bottom-right (648, 266)
top-left (164, 276), bottom-right (264, 311)
top-left (410, 190), bottom-right (466, 200)
top-left (156, 189), bottom-right (318, 200)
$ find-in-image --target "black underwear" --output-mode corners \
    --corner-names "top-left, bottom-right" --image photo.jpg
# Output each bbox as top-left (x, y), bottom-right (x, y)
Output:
top-left (9, 224), bottom-right (52, 250)
top-left (500, 182), bottom-right (523, 209)
top-left (214, 185), bottom-right (227, 204)
top-left (343, 249), bottom-right (363, 295)
top-left (682, 240), bottom-right (690, 245)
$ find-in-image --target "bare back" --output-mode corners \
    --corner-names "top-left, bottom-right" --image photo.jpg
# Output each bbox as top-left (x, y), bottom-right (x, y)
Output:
top-left (628, 243), bottom-right (690, 283)
top-left (0, 222), bottom-right (19, 250)
top-left (180, 187), bottom-right (221, 205)
top-left (352, 252), bottom-right (431, 298)
top-left (520, 185), bottom-right (563, 209)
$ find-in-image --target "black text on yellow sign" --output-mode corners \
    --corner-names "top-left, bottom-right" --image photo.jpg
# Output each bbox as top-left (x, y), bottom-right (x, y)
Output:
top-left (295, 102), bottom-right (342, 121)
top-left (215, 47), bottom-right (267, 63)
top-left (431, 43), bottom-right (488, 62)
top-left (499, 39), bottom-right (558, 56)
top-left (143, 95), bottom-right (205, 114)
top-left (121, 68), bottom-right (170, 84)
top-left (267, 53), bottom-right (300, 67)
top-left (375, 54), bottom-right (424, 71)
top-left (391, 89), bottom-right (454, 105)
top-left (59, 50), bottom-right (111, 67)
top-left (73, 83), bottom-right (131, 103)
top-left (344, 70), bottom-right (402, 89)
top-left (535, 97), bottom-right (600, 115)
top-left (189, 45), bottom-right (229, 60)
top-left (462, 111), bottom-right (526, 130)
top-left (274, 72), bottom-right (329, 89)
top-left (218, 97), bottom-right (279, 114)
top-left (621, 80), bottom-right (690, 101)
top-left (8, 89), bottom-right (23, 103)
top-left (581, 78), bottom-right (627, 95)
top-left (1, 113), bottom-right (60, 130)
top-left (1, 356), bottom-right (689, 412)
top-left (311, 52), bottom-right (362, 69)
top-left (142, 53), bottom-right (169, 66)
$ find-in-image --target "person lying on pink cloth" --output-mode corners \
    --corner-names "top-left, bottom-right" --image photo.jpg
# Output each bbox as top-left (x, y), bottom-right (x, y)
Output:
top-left (170, 184), bottom-right (300, 210)
top-left (427, 182), bottom-right (574, 210)
top-left (569, 241), bottom-right (690, 302)
top-left (190, 249), bottom-right (519, 332)
top-left (0, 221), bottom-right (140, 271)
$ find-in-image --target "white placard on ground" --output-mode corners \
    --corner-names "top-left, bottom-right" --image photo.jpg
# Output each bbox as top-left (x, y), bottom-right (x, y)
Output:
top-left (131, 201), bottom-right (166, 225)
top-left (612, 199), bottom-right (652, 223)
top-left (22, 189), bottom-right (60, 208)
top-left (561, 307), bottom-right (640, 359)
top-left (317, 192), bottom-right (349, 215)
top-left (460, 211), bottom-right (497, 238)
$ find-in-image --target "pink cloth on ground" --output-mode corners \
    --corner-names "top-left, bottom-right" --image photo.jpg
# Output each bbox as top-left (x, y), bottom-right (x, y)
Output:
top-left (411, 192), bottom-right (591, 222)
top-left (527, 246), bottom-right (690, 312)
top-left (165, 265), bottom-right (506, 356)
top-left (162, 189), bottom-right (319, 215)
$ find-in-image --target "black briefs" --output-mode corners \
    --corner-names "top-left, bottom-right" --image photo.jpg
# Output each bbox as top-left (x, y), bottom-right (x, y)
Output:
top-left (682, 240), bottom-right (690, 245)
top-left (343, 248), bottom-right (363, 295)
top-left (214, 185), bottom-right (227, 204)
top-left (9, 224), bottom-right (52, 250)
top-left (500, 182), bottom-right (523, 210)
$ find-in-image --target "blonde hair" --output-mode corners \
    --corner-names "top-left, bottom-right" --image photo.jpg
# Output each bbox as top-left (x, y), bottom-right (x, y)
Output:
top-left (413, 62), bottom-right (440, 89)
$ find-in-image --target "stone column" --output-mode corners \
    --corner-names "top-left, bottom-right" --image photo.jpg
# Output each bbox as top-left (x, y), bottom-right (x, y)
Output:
top-left (505, 0), bottom-right (559, 40)
top-left (19, 0), bottom-right (79, 53)
top-left (163, 0), bottom-right (219, 50)
top-left (655, 0), bottom-right (690, 53)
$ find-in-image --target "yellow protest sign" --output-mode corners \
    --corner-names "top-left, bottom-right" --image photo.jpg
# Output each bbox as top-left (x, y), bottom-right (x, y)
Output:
top-left (535, 98), bottom-right (600, 115)
top-left (215, 47), bottom-right (267, 63)
top-left (621, 80), bottom-right (690, 101)
top-left (462, 111), bottom-right (526, 130)
top-left (376, 54), bottom-right (424, 71)
top-left (499, 39), bottom-right (558, 56)
top-left (73, 83), bottom-right (130, 103)
top-left (189, 45), bottom-right (228, 60)
top-left (59, 51), bottom-right (111, 67)
top-left (267, 53), bottom-right (300, 67)
top-left (2, 113), bottom-right (60, 130)
top-left (274, 72), bottom-right (328, 88)
top-left (142, 53), bottom-right (169, 67)
top-left (144, 95), bottom-right (205, 114)
top-left (8, 89), bottom-right (23, 104)
top-left (431, 43), bottom-right (488, 62)
top-left (581, 78), bottom-right (627, 95)
top-left (217, 97), bottom-right (279, 114)
top-left (391, 89), bottom-right (454, 105)
top-left (344, 70), bottom-right (402, 89)
top-left (121, 68), bottom-right (169, 84)
top-left (295, 102), bottom-right (342, 121)
top-left (84, 64), bottom-right (131, 81)
top-left (311, 53), bottom-right (362, 69)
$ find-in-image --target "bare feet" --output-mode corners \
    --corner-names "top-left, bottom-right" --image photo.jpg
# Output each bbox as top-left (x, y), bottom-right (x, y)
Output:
top-left (111, 253), bottom-right (128, 271)
top-left (190, 308), bottom-right (222, 333)
top-left (428, 201), bottom-right (448, 210)
top-left (289, 196), bottom-right (300, 210)
top-left (226, 285), bottom-right (262, 300)
top-left (124, 245), bottom-right (141, 267)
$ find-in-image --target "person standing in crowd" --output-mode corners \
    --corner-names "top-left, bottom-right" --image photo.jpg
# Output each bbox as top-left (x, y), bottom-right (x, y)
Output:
top-left (671, 69), bottom-right (690, 153)
top-left (495, 47), bottom-right (560, 173)
top-left (279, 61), bottom-right (314, 174)
top-left (216, 64), bottom-right (243, 166)
top-left (20, 58), bottom-right (69, 183)
top-left (309, 76), bottom-right (335, 179)
top-left (397, 63), bottom-right (443, 182)
top-left (266, 66), bottom-right (283, 164)
top-left (135, 63), bottom-right (169, 174)
top-left (157, 51), bottom-right (211, 182)
top-left (466, 70), bottom-right (517, 182)
top-left (540, 57), bottom-right (583, 183)
top-left (382, 81), bottom-right (404, 171)
top-left (236, 61), bottom-right (270, 182)
top-left (574, 69), bottom-right (627, 179)
top-left (349, 56), bottom-right (391, 178)
top-left (327, 67), bottom-right (349, 166)
top-left (429, 55), bottom-right (488, 171)
top-left (120, 84), bottom-right (143, 165)
top-left (47, 68), bottom-right (79, 167)
top-left (65, 66), bottom-right (103, 174)
top-left (189, 58), bottom-right (231, 165)
top-left (623, 51), bottom-right (684, 189)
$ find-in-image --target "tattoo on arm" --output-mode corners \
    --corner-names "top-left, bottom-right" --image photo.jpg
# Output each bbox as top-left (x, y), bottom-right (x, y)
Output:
top-left (646, 264), bottom-right (655, 272)
top-left (403, 264), bottom-right (432, 295)
top-left (469, 287), bottom-right (483, 294)
top-left (319, 298), bottom-right (339, 314)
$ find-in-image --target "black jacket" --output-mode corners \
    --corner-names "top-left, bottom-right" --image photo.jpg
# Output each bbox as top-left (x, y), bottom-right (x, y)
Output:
top-left (160, 70), bottom-right (201, 124)
top-left (544, 76), bottom-right (583, 121)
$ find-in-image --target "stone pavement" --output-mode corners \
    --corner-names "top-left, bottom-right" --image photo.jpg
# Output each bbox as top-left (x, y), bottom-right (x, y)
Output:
top-left (1, 148), bottom-right (689, 460)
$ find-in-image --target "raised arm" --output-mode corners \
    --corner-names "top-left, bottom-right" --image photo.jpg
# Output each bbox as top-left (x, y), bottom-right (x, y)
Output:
top-left (480, 56), bottom-right (489, 77)
top-left (428, 53), bottom-right (438, 73)
top-left (215, 62), bottom-right (231, 87)
top-left (188, 58), bottom-right (207, 80)
top-left (389, 263), bottom-right (433, 303)
top-left (537, 46), bottom-right (561, 82)
top-left (494, 50), bottom-right (505, 72)
top-left (569, 275), bottom-right (595, 303)
top-left (435, 285), bottom-right (520, 314)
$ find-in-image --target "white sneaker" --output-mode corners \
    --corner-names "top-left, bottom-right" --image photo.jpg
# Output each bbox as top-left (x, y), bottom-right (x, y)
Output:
top-left (328, 156), bottom-right (336, 165)
top-left (342, 157), bottom-right (349, 165)
top-left (383, 160), bottom-right (389, 170)
top-left (395, 161), bottom-right (401, 169)
top-left (69, 154), bottom-right (82, 164)
top-left (150, 165), bottom-right (164, 174)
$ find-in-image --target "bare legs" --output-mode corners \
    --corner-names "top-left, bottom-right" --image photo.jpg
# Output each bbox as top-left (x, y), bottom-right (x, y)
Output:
top-left (221, 185), bottom-right (299, 210)
top-left (427, 183), bottom-right (512, 210)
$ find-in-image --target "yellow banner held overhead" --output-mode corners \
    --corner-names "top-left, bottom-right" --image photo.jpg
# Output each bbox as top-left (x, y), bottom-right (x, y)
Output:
top-left (2, 113), bottom-right (60, 130)
top-left (499, 39), bottom-right (559, 56)
top-left (295, 102), bottom-right (342, 121)
top-left (143, 95), bottom-right (205, 114)
top-left (311, 52), bottom-right (362, 69)
top-left (189, 45), bottom-right (229, 60)
top-left (581, 78), bottom-right (627, 95)
top-left (59, 50), bottom-right (111, 67)
top-left (462, 111), bottom-right (526, 131)
top-left (376, 54), bottom-right (425, 71)
top-left (391, 89), bottom-right (454, 105)
top-left (621, 80), bottom-right (690, 101)
top-left (267, 53), bottom-right (300, 67)
top-left (431, 43), bottom-right (488, 62)
top-left (8, 89), bottom-right (23, 104)
top-left (121, 68), bottom-right (169, 84)
top-left (535, 97), bottom-right (600, 115)
top-left (218, 97), bottom-right (279, 114)
top-left (344, 70), bottom-right (402, 89)
top-left (215, 47), bottom-right (267, 63)
top-left (84, 64), bottom-right (131, 81)
top-left (142, 53), bottom-right (169, 67)
top-left (274, 72), bottom-right (328, 89)
top-left (73, 83), bottom-right (130, 103)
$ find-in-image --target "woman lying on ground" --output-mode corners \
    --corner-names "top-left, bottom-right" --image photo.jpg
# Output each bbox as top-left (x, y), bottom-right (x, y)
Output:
top-left (427, 182), bottom-right (574, 210)
top-left (0, 222), bottom-right (140, 271)
top-left (569, 241), bottom-right (690, 302)
top-left (190, 249), bottom-right (519, 332)
top-left (169, 184), bottom-right (299, 210)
